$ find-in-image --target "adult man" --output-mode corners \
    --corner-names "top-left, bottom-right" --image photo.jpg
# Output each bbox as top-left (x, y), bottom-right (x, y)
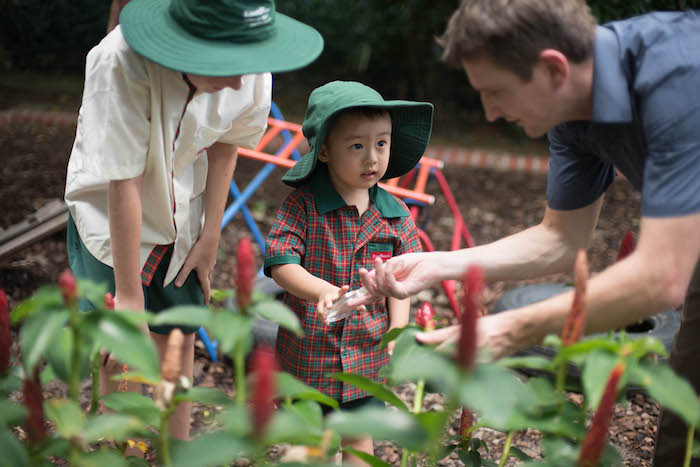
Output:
top-left (357, 1), bottom-right (700, 464)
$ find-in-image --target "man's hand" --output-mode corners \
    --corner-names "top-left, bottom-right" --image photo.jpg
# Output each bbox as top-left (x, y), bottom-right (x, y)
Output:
top-left (359, 253), bottom-right (441, 299)
top-left (175, 231), bottom-right (219, 304)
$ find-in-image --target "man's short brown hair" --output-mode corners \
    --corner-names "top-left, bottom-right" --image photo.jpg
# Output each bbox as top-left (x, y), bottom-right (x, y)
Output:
top-left (439, 0), bottom-right (597, 80)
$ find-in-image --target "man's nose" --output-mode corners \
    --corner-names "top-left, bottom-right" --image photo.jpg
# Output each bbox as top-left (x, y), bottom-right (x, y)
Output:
top-left (481, 95), bottom-right (502, 122)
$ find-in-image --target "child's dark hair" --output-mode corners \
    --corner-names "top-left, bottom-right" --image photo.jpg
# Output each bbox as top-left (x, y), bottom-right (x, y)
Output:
top-left (326, 107), bottom-right (391, 138)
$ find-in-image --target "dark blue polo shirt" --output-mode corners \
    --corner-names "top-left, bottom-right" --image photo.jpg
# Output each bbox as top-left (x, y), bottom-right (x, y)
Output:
top-left (547, 11), bottom-right (700, 217)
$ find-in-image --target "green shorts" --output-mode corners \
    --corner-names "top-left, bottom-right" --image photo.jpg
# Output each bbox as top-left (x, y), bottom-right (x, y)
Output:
top-left (66, 214), bottom-right (202, 335)
top-left (320, 396), bottom-right (385, 417)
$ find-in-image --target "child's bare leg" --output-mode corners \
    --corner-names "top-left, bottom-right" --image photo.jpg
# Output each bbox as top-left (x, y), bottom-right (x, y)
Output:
top-left (153, 331), bottom-right (195, 440)
top-left (342, 436), bottom-right (374, 466)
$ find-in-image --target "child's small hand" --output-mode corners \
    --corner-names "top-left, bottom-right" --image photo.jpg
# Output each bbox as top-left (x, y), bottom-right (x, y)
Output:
top-left (317, 285), bottom-right (350, 322)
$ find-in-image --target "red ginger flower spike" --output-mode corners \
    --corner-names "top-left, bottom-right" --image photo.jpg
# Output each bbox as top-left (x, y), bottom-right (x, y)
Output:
top-left (416, 302), bottom-right (436, 331)
top-left (250, 346), bottom-right (278, 439)
top-left (578, 362), bottom-right (625, 467)
top-left (561, 250), bottom-right (589, 346)
top-left (616, 230), bottom-right (636, 262)
top-left (58, 269), bottom-right (78, 307)
top-left (459, 407), bottom-right (475, 444)
top-left (0, 290), bottom-right (10, 376)
top-left (457, 265), bottom-right (484, 371)
top-left (103, 292), bottom-right (115, 310)
top-left (236, 237), bottom-right (256, 310)
top-left (23, 366), bottom-right (46, 445)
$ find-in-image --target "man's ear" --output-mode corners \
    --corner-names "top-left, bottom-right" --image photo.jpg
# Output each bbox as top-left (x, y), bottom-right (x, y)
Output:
top-left (318, 144), bottom-right (329, 163)
top-left (539, 49), bottom-right (569, 89)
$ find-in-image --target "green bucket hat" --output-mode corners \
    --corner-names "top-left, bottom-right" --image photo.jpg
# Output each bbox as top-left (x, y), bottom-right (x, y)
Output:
top-left (120, 0), bottom-right (323, 76)
top-left (282, 81), bottom-right (434, 187)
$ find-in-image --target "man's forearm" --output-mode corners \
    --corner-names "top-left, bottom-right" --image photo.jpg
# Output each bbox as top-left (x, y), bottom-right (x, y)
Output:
top-left (202, 142), bottom-right (237, 237)
top-left (109, 177), bottom-right (144, 303)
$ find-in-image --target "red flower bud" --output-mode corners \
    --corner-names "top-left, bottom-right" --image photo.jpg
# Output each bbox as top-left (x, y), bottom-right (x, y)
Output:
top-left (103, 292), bottom-right (115, 310)
top-left (0, 290), bottom-right (10, 376)
top-left (23, 367), bottom-right (46, 445)
top-left (616, 230), bottom-right (636, 262)
top-left (457, 266), bottom-right (484, 371)
top-left (236, 237), bottom-right (255, 310)
top-left (459, 407), bottom-right (474, 443)
top-left (118, 364), bottom-right (129, 392)
top-left (415, 302), bottom-right (436, 331)
top-left (161, 329), bottom-right (184, 383)
top-left (561, 250), bottom-right (589, 346)
top-left (58, 269), bottom-right (78, 307)
top-left (250, 346), bottom-right (278, 438)
top-left (578, 362), bottom-right (625, 467)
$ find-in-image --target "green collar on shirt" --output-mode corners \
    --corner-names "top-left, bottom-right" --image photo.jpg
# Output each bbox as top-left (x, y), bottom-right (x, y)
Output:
top-left (309, 164), bottom-right (408, 218)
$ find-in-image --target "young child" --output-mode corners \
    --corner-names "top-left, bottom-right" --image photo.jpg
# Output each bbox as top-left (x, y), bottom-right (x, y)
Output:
top-left (264, 81), bottom-right (433, 462)
top-left (64, 0), bottom-right (322, 451)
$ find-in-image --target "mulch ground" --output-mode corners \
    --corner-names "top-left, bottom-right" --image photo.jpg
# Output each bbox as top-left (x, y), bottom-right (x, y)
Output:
top-left (0, 121), bottom-right (659, 465)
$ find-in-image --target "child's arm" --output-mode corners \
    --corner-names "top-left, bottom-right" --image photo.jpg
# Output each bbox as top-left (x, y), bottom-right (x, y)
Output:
top-left (387, 297), bottom-right (410, 355)
top-left (175, 142), bottom-right (237, 304)
top-left (109, 175), bottom-right (145, 313)
top-left (271, 264), bottom-right (358, 319)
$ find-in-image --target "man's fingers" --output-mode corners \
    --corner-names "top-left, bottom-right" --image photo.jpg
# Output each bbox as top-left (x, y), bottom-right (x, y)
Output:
top-left (195, 268), bottom-right (212, 305)
top-left (359, 268), bottom-right (379, 295)
top-left (373, 258), bottom-right (386, 292)
top-left (415, 324), bottom-right (461, 345)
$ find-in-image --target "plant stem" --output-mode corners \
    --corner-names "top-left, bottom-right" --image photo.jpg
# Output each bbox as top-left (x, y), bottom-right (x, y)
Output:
top-left (497, 431), bottom-right (515, 467)
top-left (89, 349), bottom-right (100, 414)
top-left (401, 379), bottom-right (427, 467)
top-left (683, 424), bottom-right (696, 467)
top-left (69, 310), bottom-right (82, 401)
top-left (234, 343), bottom-right (246, 405)
top-left (159, 407), bottom-right (176, 467)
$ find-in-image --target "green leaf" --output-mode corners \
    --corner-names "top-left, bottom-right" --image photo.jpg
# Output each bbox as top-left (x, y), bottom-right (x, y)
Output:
top-left (276, 372), bottom-right (339, 409)
top-left (389, 345), bottom-right (458, 392)
top-left (210, 289), bottom-right (234, 304)
top-left (45, 399), bottom-right (85, 439)
top-left (70, 449), bottom-right (129, 467)
top-left (171, 432), bottom-right (250, 467)
top-left (326, 406), bottom-right (428, 450)
top-left (0, 400), bottom-right (26, 427)
top-left (415, 410), bottom-right (451, 443)
top-left (508, 446), bottom-right (532, 461)
top-left (81, 414), bottom-right (146, 443)
top-left (458, 447), bottom-right (482, 467)
top-left (102, 392), bottom-right (161, 427)
top-left (623, 336), bottom-right (667, 358)
top-left (46, 326), bottom-right (92, 383)
top-left (91, 312), bottom-right (160, 382)
top-left (343, 448), bottom-right (391, 467)
top-left (457, 364), bottom-right (537, 430)
top-left (497, 355), bottom-right (555, 372)
top-left (379, 326), bottom-right (413, 350)
top-left (250, 299), bottom-right (303, 337)
top-left (330, 373), bottom-right (407, 411)
top-left (207, 312), bottom-right (254, 354)
top-left (174, 387), bottom-right (234, 406)
top-left (582, 350), bottom-right (618, 411)
top-left (0, 429), bottom-right (29, 467)
top-left (148, 305), bottom-right (213, 328)
top-left (20, 309), bottom-right (68, 374)
top-left (218, 405), bottom-right (251, 437)
top-left (266, 401), bottom-right (325, 445)
top-left (76, 279), bottom-right (110, 312)
top-left (11, 285), bottom-right (62, 324)
top-left (630, 360), bottom-right (700, 426)
top-left (0, 366), bottom-right (23, 394)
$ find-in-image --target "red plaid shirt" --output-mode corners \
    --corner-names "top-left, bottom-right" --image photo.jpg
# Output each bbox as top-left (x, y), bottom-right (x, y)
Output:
top-left (265, 167), bottom-right (422, 402)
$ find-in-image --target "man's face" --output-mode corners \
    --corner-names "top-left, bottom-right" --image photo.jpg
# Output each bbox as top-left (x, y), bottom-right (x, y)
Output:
top-left (463, 57), bottom-right (560, 138)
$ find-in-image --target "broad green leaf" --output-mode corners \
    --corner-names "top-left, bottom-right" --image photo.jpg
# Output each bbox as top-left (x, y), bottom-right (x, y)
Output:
top-left (276, 372), bottom-right (339, 409)
top-left (218, 405), bottom-right (251, 437)
top-left (457, 364), bottom-right (537, 430)
top-left (379, 326), bottom-right (414, 350)
top-left (70, 449), bottom-right (129, 467)
top-left (76, 279), bottom-right (110, 312)
top-left (330, 373), bottom-right (407, 411)
top-left (45, 399), bottom-right (85, 438)
top-left (91, 312), bottom-right (160, 382)
top-left (149, 305), bottom-right (213, 328)
top-left (0, 366), bottom-right (23, 394)
top-left (0, 400), bottom-right (26, 427)
top-left (46, 326), bottom-right (92, 383)
top-left (508, 446), bottom-right (533, 461)
top-left (497, 355), bottom-right (555, 372)
top-left (266, 401), bottom-right (325, 445)
top-left (207, 312), bottom-right (253, 354)
top-left (102, 392), bottom-right (161, 427)
top-left (250, 299), bottom-right (303, 337)
top-left (20, 309), bottom-right (68, 374)
top-left (37, 438), bottom-right (71, 461)
top-left (415, 410), bottom-right (451, 443)
top-left (553, 337), bottom-right (622, 365)
top-left (174, 387), bottom-right (233, 406)
top-left (0, 429), bottom-right (29, 467)
top-left (81, 414), bottom-right (146, 443)
top-left (389, 345), bottom-right (458, 392)
top-left (11, 285), bottom-right (62, 324)
top-left (388, 328), bottom-right (421, 362)
top-left (343, 447), bottom-right (391, 467)
top-left (210, 288), bottom-right (234, 304)
top-left (326, 406), bottom-right (428, 450)
top-left (582, 350), bottom-right (618, 411)
top-left (623, 336), bottom-right (667, 358)
top-left (458, 447), bottom-right (482, 467)
top-left (631, 360), bottom-right (700, 426)
top-left (171, 432), bottom-right (250, 467)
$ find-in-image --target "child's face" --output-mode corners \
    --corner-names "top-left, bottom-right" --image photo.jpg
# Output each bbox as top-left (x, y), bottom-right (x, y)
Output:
top-left (186, 74), bottom-right (243, 93)
top-left (319, 112), bottom-right (392, 195)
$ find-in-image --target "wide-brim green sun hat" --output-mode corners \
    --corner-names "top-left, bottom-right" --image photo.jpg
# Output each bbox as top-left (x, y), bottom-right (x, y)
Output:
top-left (282, 81), bottom-right (434, 187)
top-left (120, 0), bottom-right (323, 76)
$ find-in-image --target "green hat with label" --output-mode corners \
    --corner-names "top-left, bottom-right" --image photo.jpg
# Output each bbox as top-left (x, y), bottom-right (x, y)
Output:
top-left (282, 81), bottom-right (434, 187)
top-left (120, 0), bottom-right (323, 76)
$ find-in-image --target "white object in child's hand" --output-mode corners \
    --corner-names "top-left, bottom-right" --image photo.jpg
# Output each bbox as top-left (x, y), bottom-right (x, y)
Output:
top-left (325, 287), bottom-right (371, 322)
